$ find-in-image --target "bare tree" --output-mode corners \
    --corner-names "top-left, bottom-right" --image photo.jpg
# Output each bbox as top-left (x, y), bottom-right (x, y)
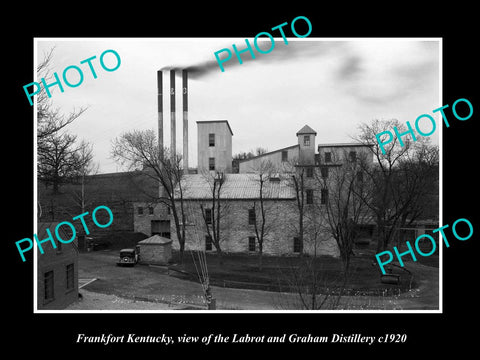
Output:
top-left (252, 147), bottom-right (268, 157)
top-left (111, 129), bottom-right (188, 262)
top-left (69, 141), bottom-right (98, 214)
top-left (315, 149), bottom-right (371, 273)
top-left (276, 238), bottom-right (346, 310)
top-left (250, 160), bottom-right (276, 270)
top-left (199, 171), bottom-right (229, 265)
top-left (37, 47), bottom-right (87, 151)
top-left (232, 147), bottom-right (268, 173)
top-left (390, 137), bottom-right (439, 245)
top-left (36, 47), bottom-right (89, 194)
top-left (38, 132), bottom-right (93, 193)
top-left (290, 165), bottom-right (307, 255)
top-left (354, 119), bottom-right (438, 252)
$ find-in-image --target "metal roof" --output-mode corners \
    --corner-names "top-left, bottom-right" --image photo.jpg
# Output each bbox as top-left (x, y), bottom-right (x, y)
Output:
top-left (138, 234), bottom-right (172, 245)
top-left (176, 173), bottom-right (296, 200)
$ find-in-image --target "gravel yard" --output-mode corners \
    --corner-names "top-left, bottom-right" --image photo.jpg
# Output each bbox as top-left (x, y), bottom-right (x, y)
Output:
top-left (66, 289), bottom-right (175, 310)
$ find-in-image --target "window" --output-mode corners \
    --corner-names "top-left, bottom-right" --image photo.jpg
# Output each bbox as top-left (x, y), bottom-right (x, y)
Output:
top-left (209, 133), bottom-right (215, 147)
top-left (209, 157), bottom-right (215, 171)
top-left (148, 206), bottom-right (154, 215)
top-left (306, 189), bottom-right (314, 204)
top-left (205, 235), bottom-right (213, 251)
top-left (349, 151), bottom-right (357, 162)
top-left (248, 237), bottom-right (256, 252)
top-left (137, 206), bottom-right (143, 215)
top-left (152, 220), bottom-right (171, 238)
top-left (293, 237), bottom-right (302, 253)
top-left (282, 150), bottom-right (288, 162)
top-left (205, 208), bottom-right (212, 224)
top-left (321, 189), bottom-right (329, 204)
top-left (66, 264), bottom-right (74, 291)
top-left (304, 135), bottom-right (310, 146)
top-left (325, 152), bottom-right (332, 163)
top-left (248, 208), bottom-right (256, 225)
top-left (321, 166), bottom-right (329, 178)
top-left (306, 167), bottom-right (314, 178)
top-left (44, 271), bottom-right (54, 302)
top-left (167, 206), bottom-right (171, 215)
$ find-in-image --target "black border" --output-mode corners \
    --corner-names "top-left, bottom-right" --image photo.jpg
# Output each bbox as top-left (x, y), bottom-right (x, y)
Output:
top-left (7, 5), bottom-right (479, 355)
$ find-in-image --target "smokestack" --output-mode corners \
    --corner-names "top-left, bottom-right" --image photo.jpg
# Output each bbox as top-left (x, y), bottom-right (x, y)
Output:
top-left (157, 70), bottom-right (163, 157)
top-left (170, 70), bottom-right (176, 158)
top-left (182, 69), bottom-right (188, 171)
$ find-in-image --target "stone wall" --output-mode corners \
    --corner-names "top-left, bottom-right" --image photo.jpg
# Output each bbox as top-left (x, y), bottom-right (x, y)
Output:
top-left (169, 198), bottom-right (340, 258)
top-left (139, 244), bottom-right (172, 265)
top-left (133, 202), bottom-right (170, 236)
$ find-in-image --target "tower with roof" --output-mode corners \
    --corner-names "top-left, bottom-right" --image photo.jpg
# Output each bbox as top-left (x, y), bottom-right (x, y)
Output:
top-left (296, 125), bottom-right (317, 165)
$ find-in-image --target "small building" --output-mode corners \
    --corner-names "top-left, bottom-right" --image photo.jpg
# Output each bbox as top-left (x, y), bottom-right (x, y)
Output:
top-left (138, 235), bottom-right (172, 265)
top-left (37, 222), bottom-right (79, 310)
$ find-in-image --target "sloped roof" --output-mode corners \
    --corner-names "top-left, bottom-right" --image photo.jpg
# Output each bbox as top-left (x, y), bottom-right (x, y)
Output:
top-left (317, 142), bottom-right (371, 148)
top-left (176, 173), bottom-right (296, 200)
top-left (296, 125), bottom-right (317, 135)
top-left (138, 234), bottom-right (172, 245)
top-left (237, 144), bottom-right (299, 163)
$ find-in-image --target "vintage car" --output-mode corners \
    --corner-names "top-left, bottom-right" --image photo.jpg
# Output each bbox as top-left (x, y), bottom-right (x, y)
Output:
top-left (116, 246), bottom-right (140, 266)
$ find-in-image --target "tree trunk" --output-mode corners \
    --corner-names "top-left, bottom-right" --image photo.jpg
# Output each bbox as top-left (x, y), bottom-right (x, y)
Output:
top-left (179, 242), bottom-right (185, 265)
top-left (299, 211), bottom-right (304, 256)
top-left (375, 218), bottom-right (384, 253)
top-left (171, 201), bottom-right (185, 263)
top-left (258, 245), bottom-right (263, 271)
top-left (216, 246), bottom-right (223, 266)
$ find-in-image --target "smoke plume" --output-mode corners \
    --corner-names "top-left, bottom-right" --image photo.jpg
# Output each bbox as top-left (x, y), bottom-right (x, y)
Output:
top-left (160, 40), bottom-right (347, 79)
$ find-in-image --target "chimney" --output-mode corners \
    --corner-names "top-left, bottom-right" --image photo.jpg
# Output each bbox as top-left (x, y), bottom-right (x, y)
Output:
top-left (157, 70), bottom-right (163, 157)
top-left (182, 69), bottom-right (188, 171)
top-left (170, 70), bottom-right (176, 159)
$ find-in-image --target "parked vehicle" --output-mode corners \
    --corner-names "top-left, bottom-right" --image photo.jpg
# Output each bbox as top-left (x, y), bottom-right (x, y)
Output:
top-left (116, 246), bottom-right (140, 266)
top-left (86, 237), bottom-right (112, 252)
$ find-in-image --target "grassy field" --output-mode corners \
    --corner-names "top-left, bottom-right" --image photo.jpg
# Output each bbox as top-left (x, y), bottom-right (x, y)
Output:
top-left (89, 231), bottom-right (438, 297)
top-left (169, 248), bottom-right (426, 296)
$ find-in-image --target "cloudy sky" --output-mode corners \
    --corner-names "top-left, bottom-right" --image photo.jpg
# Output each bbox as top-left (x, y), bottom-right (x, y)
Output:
top-left (36, 38), bottom-right (441, 174)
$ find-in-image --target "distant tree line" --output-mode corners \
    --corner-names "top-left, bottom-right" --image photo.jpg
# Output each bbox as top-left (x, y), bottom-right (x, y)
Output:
top-left (231, 147), bottom-right (268, 173)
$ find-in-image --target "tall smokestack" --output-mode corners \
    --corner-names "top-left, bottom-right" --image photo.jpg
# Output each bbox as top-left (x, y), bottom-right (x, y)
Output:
top-left (157, 70), bottom-right (163, 157)
top-left (182, 69), bottom-right (188, 171)
top-left (170, 70), bottom-right (176, 158)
